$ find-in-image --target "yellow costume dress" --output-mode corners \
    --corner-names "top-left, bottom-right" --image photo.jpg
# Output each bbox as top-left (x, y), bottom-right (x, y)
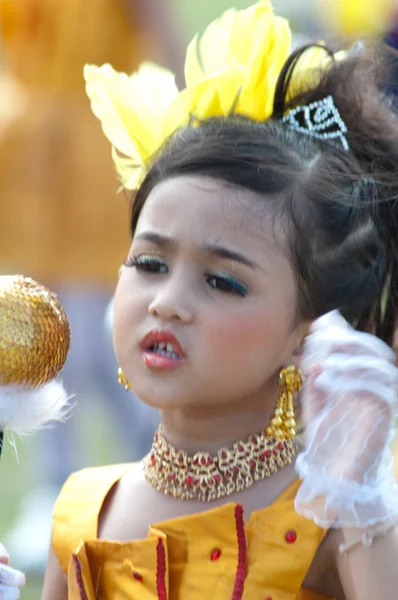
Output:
top-left (53, 464), bottom-right (332, 600)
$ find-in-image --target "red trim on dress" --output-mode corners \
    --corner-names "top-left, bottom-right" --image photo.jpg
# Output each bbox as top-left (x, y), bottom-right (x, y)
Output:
top-left (156, 536), bottom-right (168, 600)
top-left (231, 504), bottom-right (247, 600)
top-left (72, 554), bottom-right (89, 600)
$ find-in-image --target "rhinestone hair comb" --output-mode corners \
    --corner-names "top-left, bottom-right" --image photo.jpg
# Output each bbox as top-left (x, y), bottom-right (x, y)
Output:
top-left (282, 95), bottom-right (349, 151)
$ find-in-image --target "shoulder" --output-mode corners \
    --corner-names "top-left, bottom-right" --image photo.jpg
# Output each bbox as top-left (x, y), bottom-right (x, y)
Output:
top-left (52, 463), bottom-right (134, 574)
top-left (98, 461), bottom-right (155, 541)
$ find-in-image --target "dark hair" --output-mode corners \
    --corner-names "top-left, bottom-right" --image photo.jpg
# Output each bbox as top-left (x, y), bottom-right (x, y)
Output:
top-left (130, 45), bottom-right (398, 345)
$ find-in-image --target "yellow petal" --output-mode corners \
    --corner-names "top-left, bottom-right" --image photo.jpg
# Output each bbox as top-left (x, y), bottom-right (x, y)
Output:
top-left (230, 0), bottom-right (276, 67)
top-left (217, 65), bottom-right (246, 116)
top-left (184, 9), bottom-right (237, 87)
top-left (164, 75), bottom-right (229, 139)
top-left (84, 63), bottom-right (178, 161)
top-left (240, 17), bottom-right (291, 119)
top-left (85, 64), bottom-right (139, 160)
top-left (184, 0), bottom-right (291, 123)
top-left (184, 0), bottom-right (286, 87)
top-left (112, 148), bottom-right (147, 191)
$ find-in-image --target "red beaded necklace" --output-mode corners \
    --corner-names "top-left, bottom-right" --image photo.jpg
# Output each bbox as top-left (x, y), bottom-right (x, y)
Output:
top-left (143, 425), bottom-right (297, 502)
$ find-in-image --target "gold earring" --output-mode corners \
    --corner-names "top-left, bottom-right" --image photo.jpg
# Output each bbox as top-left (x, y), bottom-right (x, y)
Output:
top-left (118, 367), bottom-right (131, 391)
top-left (266, 366), bottom-right (304, 440)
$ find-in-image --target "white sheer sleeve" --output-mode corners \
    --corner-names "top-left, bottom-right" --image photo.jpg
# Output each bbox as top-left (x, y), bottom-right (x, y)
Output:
top-left (295, 310), bottom-right (398, 528)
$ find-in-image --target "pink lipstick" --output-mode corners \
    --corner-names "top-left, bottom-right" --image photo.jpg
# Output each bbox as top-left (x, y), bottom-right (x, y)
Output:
top-left (140, 330), bottom-right (184, 370)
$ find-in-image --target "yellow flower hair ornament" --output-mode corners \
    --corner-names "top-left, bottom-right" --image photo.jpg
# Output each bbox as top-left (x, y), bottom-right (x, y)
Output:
top-left (84, 0), bottom-right (343, 191)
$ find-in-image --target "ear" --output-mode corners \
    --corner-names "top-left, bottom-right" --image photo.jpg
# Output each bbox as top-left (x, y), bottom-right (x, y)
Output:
top-left (289, 320), bottom-right (312, 367)
top-left (292, 339), bottom-right (305, 358)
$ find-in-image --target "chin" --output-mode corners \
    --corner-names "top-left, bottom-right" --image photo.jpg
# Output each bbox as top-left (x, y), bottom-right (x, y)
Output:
top-left (136, 391), bottom-right (194, 410)
top-left (132, 376), bottom-right (203, 410)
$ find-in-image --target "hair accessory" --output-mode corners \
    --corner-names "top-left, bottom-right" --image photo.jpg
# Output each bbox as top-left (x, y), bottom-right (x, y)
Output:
top-left (282, 95), bottom-right (349, 150)
top-left (266, 365), bottom-right (303, 440)
top-left (84, 1), bottom-right (343, 190)
top-left (339, 517), bottom-right (398, 554)
top-left (117, 367), bottom-right (130, 391)
top-left (144, 425), bottom-right (297, 502)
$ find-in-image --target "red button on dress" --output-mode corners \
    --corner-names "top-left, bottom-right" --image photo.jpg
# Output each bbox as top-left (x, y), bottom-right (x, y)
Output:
top-left (285, 530), bottom-right (297, 543)
top-left (210, 548), bottom-right (222, 561)
top-left (133, 571), bottom-right (143, 582)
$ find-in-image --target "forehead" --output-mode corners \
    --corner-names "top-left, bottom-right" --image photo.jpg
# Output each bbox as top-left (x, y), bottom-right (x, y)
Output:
top-left (135, 175), bottom-right (282, 254)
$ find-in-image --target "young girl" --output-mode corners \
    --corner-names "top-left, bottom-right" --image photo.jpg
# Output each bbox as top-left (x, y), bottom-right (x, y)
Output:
top-left (43, 2), bottom-right (398, 598)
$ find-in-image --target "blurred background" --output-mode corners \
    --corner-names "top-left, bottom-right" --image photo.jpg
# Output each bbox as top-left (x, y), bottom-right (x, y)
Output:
top-left (0, 0), bottom-right (397, 597)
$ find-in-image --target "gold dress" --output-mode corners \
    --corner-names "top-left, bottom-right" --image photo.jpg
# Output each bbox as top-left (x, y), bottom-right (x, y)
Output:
top-left (53, 464), bottom-right (333, 600)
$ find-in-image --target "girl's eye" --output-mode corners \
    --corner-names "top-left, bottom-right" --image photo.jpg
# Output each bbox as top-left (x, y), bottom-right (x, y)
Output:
top-left (124, 255), bottom-right (168, 274)
top-left (206, 274), bottom-right (247, 297)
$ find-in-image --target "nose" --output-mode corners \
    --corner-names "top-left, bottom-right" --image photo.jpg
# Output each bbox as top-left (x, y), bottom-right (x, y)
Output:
top-left (148, 272), bottom-right (194, 323)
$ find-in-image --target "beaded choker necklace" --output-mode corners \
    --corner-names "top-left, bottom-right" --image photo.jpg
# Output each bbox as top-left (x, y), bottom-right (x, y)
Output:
top-left (143, 426), bottom-right (298, 502)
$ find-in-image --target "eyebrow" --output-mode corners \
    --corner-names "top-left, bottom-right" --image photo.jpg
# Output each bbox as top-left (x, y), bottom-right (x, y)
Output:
top-left (134, 231), bottom-right (260, 271)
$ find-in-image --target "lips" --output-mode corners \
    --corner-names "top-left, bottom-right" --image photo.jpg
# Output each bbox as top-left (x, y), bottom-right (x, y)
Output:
top-left (140, 329), bottom-right (185, 370)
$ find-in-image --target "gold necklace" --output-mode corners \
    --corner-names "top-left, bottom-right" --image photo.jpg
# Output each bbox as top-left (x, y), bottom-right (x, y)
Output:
top-left (143, 425), bottom-right (298, 502)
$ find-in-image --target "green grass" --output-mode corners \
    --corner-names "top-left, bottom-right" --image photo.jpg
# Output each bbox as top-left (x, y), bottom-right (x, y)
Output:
top-left (21, 578), bottom-right (42, 600)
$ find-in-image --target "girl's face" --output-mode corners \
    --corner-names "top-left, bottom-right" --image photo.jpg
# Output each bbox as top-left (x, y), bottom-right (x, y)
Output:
top-left (114, 176), bottom-right (307, 410)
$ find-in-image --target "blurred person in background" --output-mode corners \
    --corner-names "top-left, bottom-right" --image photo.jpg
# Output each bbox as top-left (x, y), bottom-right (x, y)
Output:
top-left (311, 0), bottom-right (398, 104)
top-left (0, 0), bottom-right (182, 573)
top-left (313, 0), bottom-right (395, 38)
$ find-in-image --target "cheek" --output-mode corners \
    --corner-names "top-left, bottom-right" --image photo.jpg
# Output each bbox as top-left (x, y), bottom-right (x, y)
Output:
top-left (202, 302), bottom-right (290, 363)
top-left (112, 277), bottom-right (141, 354)
top-left (112, 286), bottom-right (126, 361)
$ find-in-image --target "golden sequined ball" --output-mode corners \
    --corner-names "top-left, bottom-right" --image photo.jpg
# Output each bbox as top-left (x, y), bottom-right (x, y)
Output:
top-left (0, 275), bottom-right (70, 387)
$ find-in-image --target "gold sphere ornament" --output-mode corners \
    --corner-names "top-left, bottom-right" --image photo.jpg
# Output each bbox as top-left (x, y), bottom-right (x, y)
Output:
top-left (0, 275), bottom-right (71, 440)
top-left (0, 275), bottom-right (70, 386)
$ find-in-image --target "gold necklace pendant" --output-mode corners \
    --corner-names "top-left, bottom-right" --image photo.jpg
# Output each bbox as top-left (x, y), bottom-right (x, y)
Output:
top-left (143, 426), bottom-right (298, 502)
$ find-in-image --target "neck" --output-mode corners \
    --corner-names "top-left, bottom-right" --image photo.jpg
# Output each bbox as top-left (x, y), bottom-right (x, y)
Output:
top-left (159, 381), bottom-right (279, 454)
